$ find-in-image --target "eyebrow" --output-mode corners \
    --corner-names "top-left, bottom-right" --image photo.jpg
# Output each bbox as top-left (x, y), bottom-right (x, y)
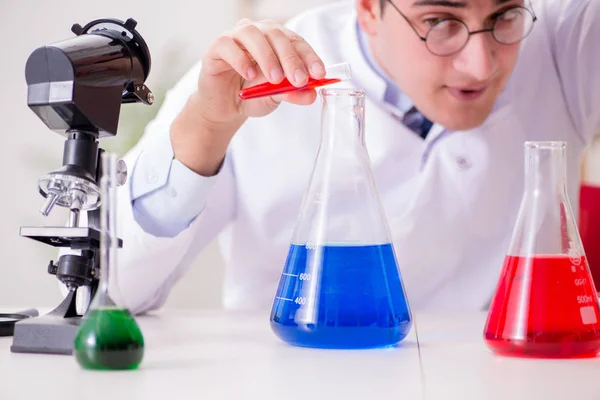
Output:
top-left (412, 0), bottom-right (512, 7)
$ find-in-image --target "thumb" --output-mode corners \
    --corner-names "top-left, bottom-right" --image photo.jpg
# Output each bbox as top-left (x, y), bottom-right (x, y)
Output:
top-left (272, 89), bottom-right (318, 106)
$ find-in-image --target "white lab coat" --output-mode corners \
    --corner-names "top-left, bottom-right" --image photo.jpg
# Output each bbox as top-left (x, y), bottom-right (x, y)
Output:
top-left (112, 0), bottom-right (600, 314)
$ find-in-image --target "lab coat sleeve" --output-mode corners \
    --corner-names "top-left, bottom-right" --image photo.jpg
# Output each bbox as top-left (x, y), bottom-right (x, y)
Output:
top-left (547, 0), bottom-right (600, 140)
top-left (131, 148), bottom-right (220, 238)
top-left (113, 60), bottom-right (237, 315)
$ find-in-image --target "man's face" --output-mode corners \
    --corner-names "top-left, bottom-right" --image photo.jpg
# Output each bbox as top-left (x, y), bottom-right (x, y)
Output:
top-left (357, 0), bottom-right (527, 131)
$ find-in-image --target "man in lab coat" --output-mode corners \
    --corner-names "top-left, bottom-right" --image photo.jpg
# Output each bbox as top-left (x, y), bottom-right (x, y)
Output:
top-left (113, 0), bottom-right (600, 314)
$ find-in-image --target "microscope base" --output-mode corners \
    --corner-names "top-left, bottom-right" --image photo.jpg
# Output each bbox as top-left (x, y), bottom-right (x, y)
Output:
top-left (10, 290), bottom-right (82, 355)
top-left (10, 316), bottom-right (81, 355)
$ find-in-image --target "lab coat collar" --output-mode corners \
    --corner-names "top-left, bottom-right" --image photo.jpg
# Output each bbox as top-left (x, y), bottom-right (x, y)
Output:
top-left (342, 11), bottom-right (445, 140)
top-left (342, 12), bottom-right (394, 115)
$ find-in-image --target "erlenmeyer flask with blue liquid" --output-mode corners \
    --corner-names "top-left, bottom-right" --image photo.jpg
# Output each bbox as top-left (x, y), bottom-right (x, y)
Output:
top-left (270, 88), bottom-right (412, 349)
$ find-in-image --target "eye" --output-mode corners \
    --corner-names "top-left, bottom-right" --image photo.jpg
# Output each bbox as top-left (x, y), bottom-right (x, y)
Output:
top-left (495, 7), bottom-right (523, 22)
top-left (423, 17), bottom-right (443, 27)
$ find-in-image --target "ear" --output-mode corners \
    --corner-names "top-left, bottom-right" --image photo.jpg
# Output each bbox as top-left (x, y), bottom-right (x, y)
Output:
top-left (356, 0), bottom-right (382, 36)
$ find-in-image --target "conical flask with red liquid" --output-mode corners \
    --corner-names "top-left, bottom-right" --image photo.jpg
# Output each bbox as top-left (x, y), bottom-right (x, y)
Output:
top-left (484, 141), bottom-right (600, 358)
top-left (270, 88), bottom-right (412, 349)
top-left (578, 137), bottom-right (600, 290)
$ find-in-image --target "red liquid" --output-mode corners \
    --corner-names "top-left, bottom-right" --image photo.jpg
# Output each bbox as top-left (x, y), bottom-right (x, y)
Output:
top-left (239, 77), bottom-right (341, 100)
top-left (579, 184), bottom-right (600, 289)
top-left (484, 254), bottom-right (600, 358)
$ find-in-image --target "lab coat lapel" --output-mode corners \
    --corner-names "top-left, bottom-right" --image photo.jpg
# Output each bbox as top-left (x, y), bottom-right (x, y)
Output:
top-left (383, 104), bottom-right (527, 307)
top-left (338, 14), bottom-right (426, 176)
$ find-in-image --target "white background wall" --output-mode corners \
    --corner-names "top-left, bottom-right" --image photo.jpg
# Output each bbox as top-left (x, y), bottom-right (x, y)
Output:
top-left (0, 0), bottom-right (338, 311)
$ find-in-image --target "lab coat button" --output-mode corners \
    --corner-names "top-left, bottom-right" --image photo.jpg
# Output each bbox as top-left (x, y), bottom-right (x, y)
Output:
top-left (456, 157), bottom-right (472, 170)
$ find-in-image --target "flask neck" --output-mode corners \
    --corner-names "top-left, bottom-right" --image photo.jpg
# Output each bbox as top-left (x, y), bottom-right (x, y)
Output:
top-left (289, 88), bottom-right (392, 245)
top-left (524, 142), bottom-right (567, 196)
top-left (320, 90), bottom-right (366, 150)
top-left (507, 141), bottom-right (581, 257)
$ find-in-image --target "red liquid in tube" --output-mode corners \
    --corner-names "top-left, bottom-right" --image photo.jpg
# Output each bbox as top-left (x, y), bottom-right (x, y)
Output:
top-left (239, 77), bottom-right (342, 100)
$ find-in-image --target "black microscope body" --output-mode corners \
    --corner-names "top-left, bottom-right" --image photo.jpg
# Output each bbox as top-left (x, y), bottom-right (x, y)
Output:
top-left (11, 18), bottom-right (153, 355)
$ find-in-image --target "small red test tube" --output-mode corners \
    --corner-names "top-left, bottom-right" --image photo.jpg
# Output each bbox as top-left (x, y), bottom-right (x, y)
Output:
top-left (239, 62), bottom-right (352, 100)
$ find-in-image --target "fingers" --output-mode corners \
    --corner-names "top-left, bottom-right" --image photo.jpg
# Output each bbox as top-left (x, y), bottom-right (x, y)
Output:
top-left (285, 30), bottom-right (326, 79)
top-left (230, 23), bottom-right (285, 84)
top-left (205, 36), bottom-right (258, 81)
top-left (272, 89), bottom-right (318, 106)
top-left (263, 27), bottom-right (310, 87)
top-left (208, 19), bottom-right (326, 87)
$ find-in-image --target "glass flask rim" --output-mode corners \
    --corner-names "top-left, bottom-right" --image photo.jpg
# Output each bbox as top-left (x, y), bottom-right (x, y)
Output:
top-left (524, 141), bottom-right (566, 150)
top-left (319, 88), bottom-right (366, 97)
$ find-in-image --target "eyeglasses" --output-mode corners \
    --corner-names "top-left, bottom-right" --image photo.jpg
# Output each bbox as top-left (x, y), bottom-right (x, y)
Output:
top-left (386, 1), bottom-right (537, 57)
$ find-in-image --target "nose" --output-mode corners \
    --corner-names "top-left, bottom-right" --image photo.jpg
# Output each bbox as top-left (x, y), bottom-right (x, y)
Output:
top-left (453, 32), bottom-right (497, 82)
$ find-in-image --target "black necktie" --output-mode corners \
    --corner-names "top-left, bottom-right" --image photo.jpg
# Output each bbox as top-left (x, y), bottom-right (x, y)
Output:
top-left (403, 106), bottom-right (433, 139)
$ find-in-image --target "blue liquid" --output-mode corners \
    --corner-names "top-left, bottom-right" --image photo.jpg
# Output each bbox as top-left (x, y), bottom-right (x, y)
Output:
top-left (270, 243), bottom-right (412, 349)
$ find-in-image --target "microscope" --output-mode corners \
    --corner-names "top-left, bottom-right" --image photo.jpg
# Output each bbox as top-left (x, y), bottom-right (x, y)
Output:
top-left (10, 17), bottom-right (153, 355)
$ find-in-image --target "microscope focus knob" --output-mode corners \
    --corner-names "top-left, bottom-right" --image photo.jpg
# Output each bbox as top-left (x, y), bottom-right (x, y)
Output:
top-left (116, 159), bottom-right (128, 186)
top-left (38, 173), bottom-right (101, 216)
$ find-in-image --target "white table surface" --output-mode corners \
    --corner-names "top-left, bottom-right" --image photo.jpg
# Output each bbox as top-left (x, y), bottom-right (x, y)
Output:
top-left (1, 309), bottom-right (599, 400)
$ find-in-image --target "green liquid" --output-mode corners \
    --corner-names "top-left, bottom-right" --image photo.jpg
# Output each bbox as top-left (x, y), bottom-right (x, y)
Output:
top-left (74, 308), bottom-right (144, 370)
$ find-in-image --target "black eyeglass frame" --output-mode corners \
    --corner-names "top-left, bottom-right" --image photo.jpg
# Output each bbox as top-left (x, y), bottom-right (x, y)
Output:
top-left (385, 0), bottom-right (538, 56)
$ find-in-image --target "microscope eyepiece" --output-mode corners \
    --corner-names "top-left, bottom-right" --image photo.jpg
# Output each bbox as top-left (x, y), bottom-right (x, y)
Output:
top-left (71, 18), bottom-right (151, 81)
top-left (25, 17), bottom-right (153, 138)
